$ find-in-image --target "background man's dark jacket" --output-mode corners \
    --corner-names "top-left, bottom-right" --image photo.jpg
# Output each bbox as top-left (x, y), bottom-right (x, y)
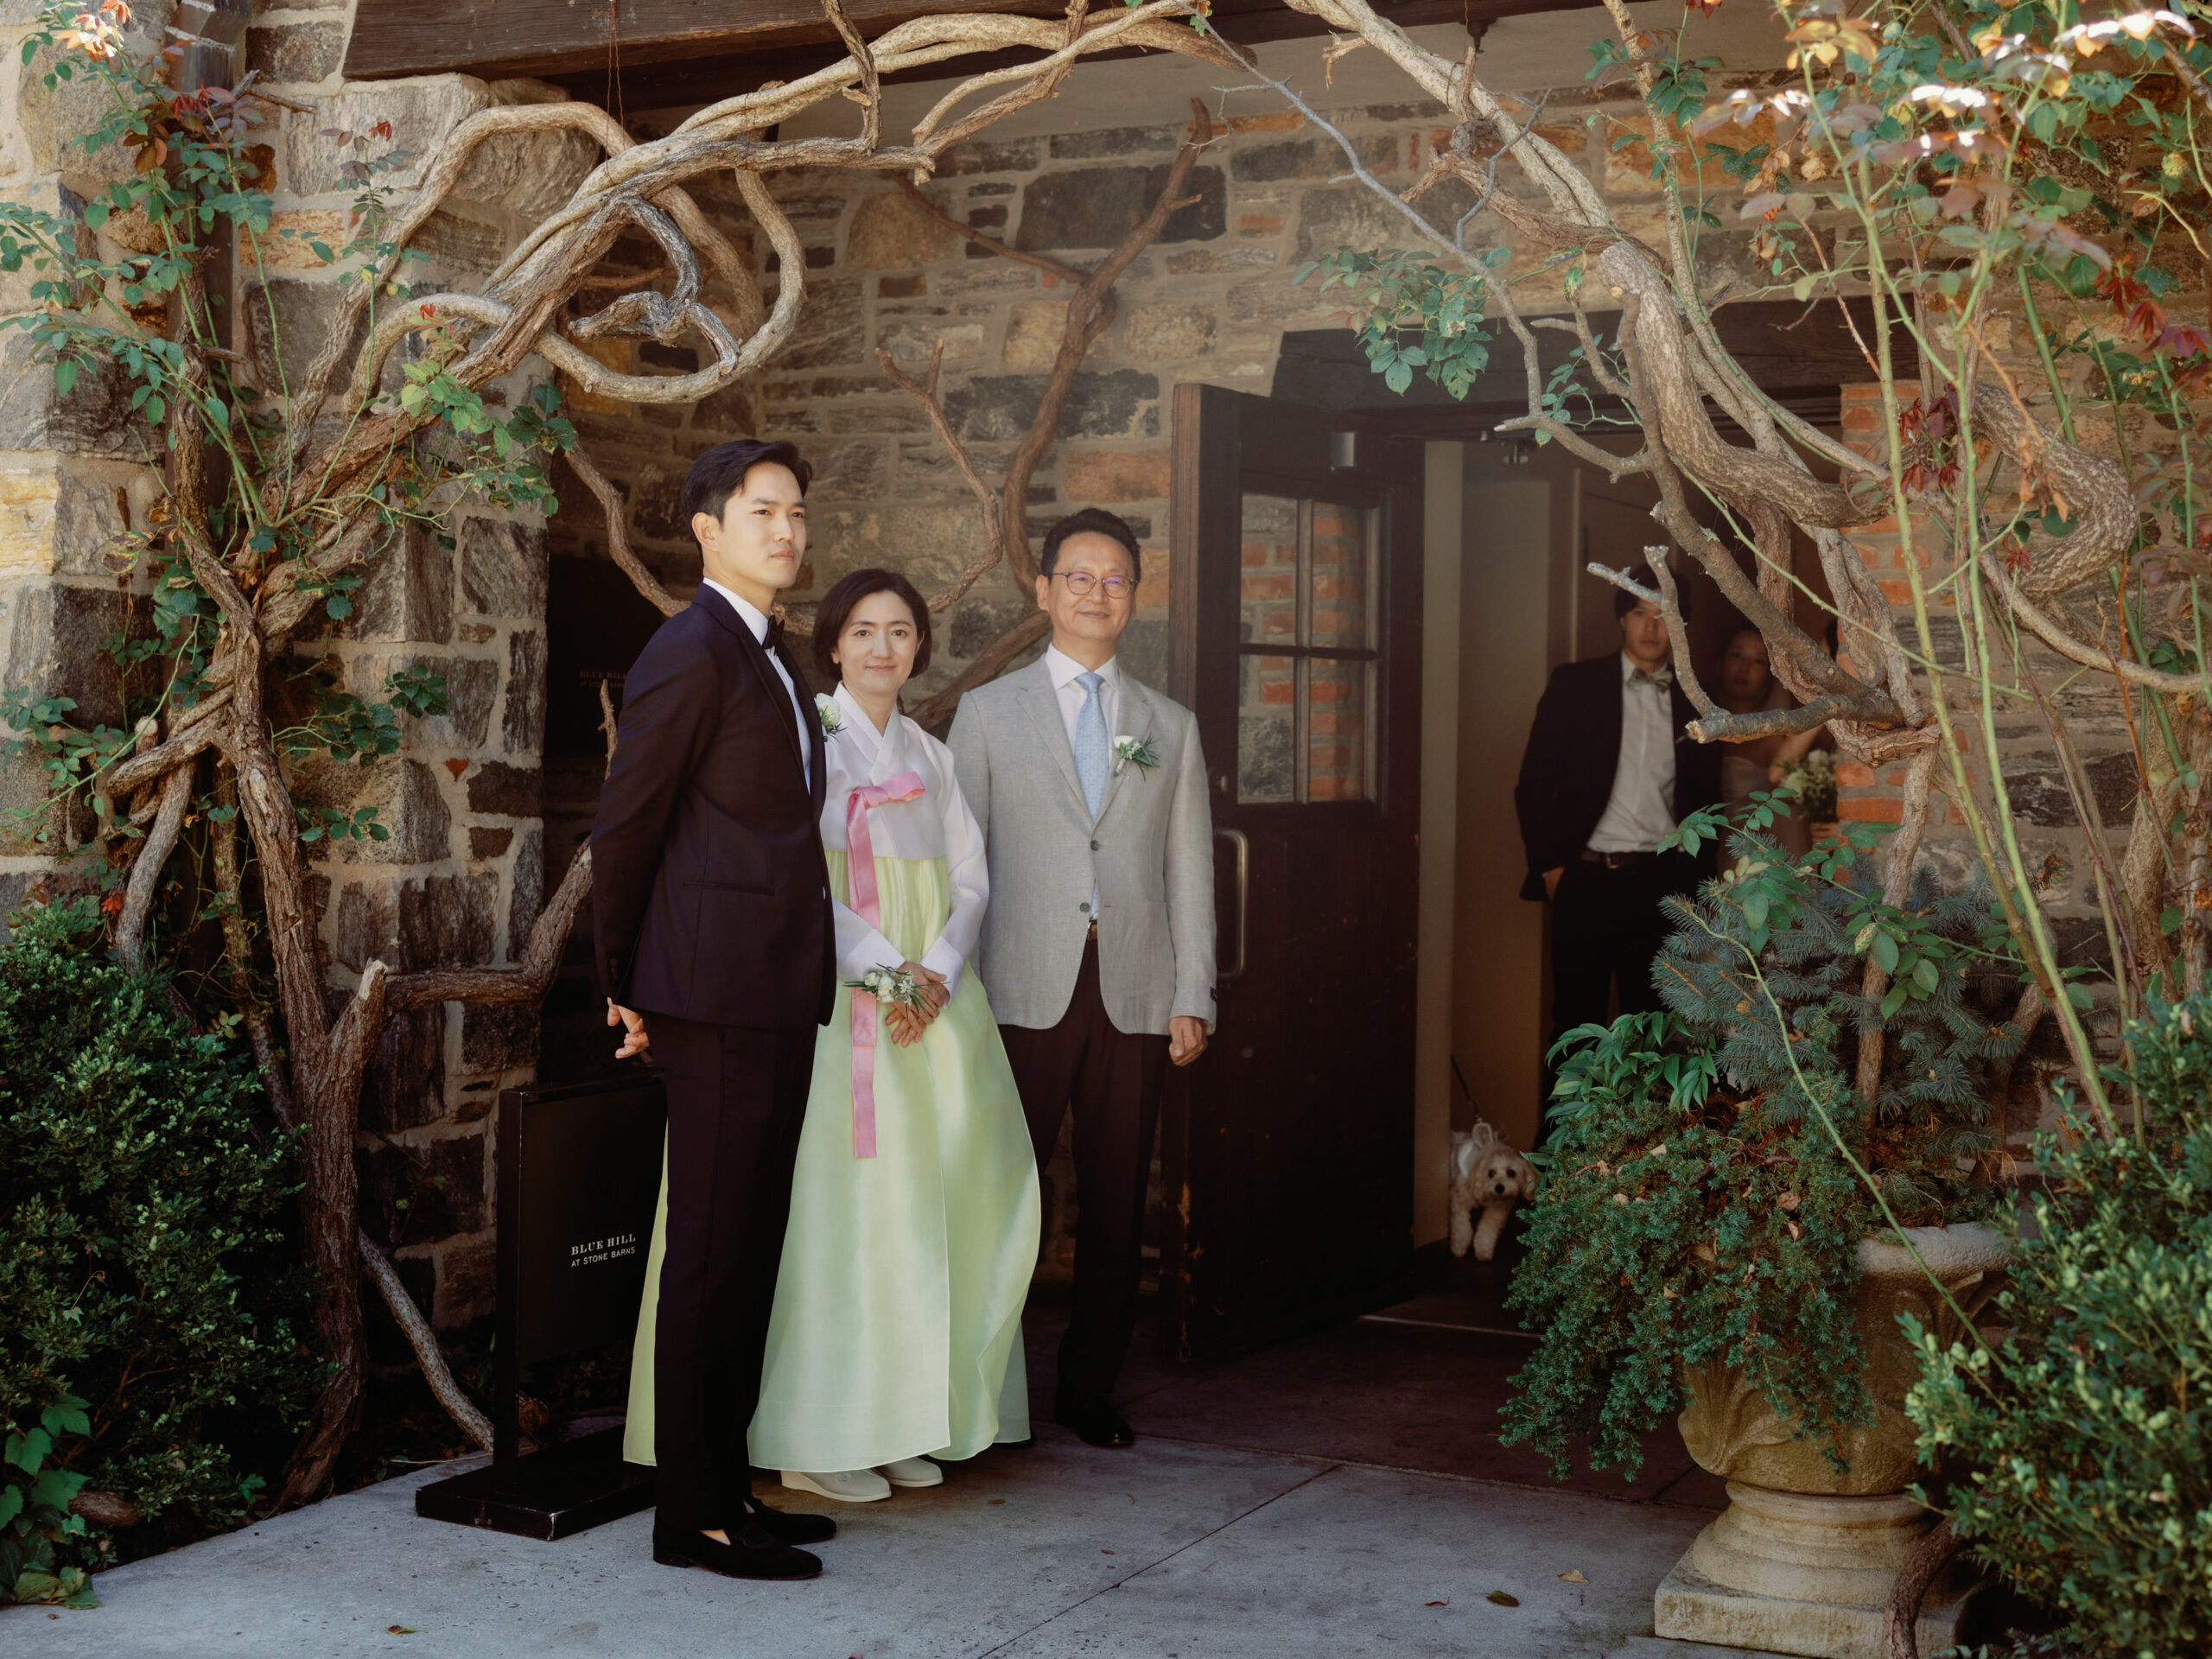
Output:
top-left (1512, 652), bottom-right (1725, 902)
top-left (590, 586), bottom-right (835, 1030)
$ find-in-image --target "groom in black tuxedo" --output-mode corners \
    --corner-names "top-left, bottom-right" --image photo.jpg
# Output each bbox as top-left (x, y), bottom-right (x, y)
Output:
top-left (592, 438), bottom-right (839, 1580)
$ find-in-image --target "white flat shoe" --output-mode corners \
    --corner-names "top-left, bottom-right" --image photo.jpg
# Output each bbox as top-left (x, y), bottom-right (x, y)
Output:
top-left (781, 1468), bottom-right (891, 1502)
top-left (877, 1457), bottom-right (943, 1489)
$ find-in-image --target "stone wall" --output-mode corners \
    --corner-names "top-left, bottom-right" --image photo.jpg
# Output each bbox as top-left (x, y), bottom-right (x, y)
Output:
top-left (244, 57), bottom-right (599, 1326)
top-left (0, 0), bottom-right (595, 1328)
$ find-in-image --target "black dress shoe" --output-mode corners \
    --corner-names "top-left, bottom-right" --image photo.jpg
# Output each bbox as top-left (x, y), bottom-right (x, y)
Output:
top-left (1055, 1400), bottom-right (1136, 1449)
top-left (741, 1497), bottom-right (837, 1546)
top-left (652, 1519), bottom-right (821, 1580)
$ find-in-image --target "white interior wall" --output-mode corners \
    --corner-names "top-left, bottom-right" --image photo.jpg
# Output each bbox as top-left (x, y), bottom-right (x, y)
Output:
top-left (1413, 441), bottom-right (1465, 1247)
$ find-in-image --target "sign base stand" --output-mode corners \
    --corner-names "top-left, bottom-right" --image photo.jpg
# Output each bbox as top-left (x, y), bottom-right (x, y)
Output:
top-left (416, 1427), bottom-right (655, 1541)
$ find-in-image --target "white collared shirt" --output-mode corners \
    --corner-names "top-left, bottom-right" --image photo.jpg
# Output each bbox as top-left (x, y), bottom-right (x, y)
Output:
top-left (1586, 652), bottom-right (1679, 855)
top-left (1045, 645), bottom-right (1118, 921)
top-left (702, 577), bottom-right (810, 787)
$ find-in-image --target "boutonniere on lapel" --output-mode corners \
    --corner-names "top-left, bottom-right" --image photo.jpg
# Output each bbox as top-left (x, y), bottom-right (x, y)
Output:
top-left (815, 693), bottom-right (843, 739)
top-left (1112, 734), bottom-right (1160, 778)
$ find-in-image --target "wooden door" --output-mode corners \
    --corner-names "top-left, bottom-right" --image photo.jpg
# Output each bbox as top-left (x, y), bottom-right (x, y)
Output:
top-left (1159, 383), bottom-right (1423, 1365)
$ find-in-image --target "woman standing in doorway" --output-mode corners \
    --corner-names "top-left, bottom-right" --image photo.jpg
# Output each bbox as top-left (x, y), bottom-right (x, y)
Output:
top-left (1713, 626), bottom-right (1827, 856)
top-left (625, 569), bottom-right (1040, 1503)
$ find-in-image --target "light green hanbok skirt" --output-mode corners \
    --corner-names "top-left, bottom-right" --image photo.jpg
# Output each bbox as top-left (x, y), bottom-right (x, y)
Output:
top-left (624, 850), bottom-right (1040, 1471)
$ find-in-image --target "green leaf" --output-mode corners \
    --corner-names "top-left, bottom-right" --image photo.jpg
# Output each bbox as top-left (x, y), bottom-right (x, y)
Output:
top-left (3, 1428), bottom-right (49, 1473)
top-left (0, 1486), bottom-right (22, 1529)
top-left (1880, 984), bottom-right (1911, 1020)
top-left (1912, 957), bottom-right (1940, 995)
top-left (1870, 931), bottom-right (1900, 975)
top-left (2161, 906), bottom-right (2183, 936)
top-left (38, 1399), bottom-right (88, 1440)
top-left (27, 1466), bottom-right (86, 1513)
top-left (51, 358), bottom-right (77, 397)
top-left (1741, 890), bottom-right (1770, 931)
top-left (1486, 1590), bottom-right (1519, 1606)
top-left (2064, 981), bottom-right (2094, 1010)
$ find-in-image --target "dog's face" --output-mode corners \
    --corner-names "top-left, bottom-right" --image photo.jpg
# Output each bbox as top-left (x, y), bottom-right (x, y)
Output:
top-left (1479, 1151), bottom-right (1534, 1202)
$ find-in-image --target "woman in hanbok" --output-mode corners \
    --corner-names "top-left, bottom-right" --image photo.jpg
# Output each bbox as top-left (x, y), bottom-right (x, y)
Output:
top-left (626, 569), bottom-right (1040, 1504)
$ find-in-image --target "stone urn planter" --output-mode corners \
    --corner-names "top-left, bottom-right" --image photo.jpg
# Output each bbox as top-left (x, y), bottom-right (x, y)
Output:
top-left (1654, 1222), bottom-right (2011, 1659)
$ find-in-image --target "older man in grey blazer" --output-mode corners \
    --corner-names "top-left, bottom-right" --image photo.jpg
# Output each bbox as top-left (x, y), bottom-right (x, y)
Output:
top-left (950, 506), bottom-right (1216, 1451)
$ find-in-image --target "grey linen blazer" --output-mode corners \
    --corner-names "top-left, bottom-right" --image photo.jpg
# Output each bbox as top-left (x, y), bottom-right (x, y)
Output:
top-left (949, 658), bottom-right (1217, 1035)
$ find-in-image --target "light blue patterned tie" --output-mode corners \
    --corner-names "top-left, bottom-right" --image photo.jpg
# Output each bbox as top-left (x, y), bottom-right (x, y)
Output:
top-left (1074, 671), bottom-right (1109, 821)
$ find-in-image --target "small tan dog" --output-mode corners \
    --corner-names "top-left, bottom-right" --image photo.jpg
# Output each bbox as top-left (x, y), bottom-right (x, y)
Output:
top-left (1448, 1122), bottom-right (1536, 1261)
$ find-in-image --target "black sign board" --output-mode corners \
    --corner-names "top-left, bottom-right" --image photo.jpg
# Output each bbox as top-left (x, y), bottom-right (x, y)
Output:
top-left (416, 1074), bottom-right (666, 1540)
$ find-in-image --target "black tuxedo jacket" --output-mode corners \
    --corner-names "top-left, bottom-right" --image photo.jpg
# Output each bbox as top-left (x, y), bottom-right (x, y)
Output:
top-left (1512, 652), bottom-right (1725, 902)
top-left (590, 587), bottom-right (835, 1030)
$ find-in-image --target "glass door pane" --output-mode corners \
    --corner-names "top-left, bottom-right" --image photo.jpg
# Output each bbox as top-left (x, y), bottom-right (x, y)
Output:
top-left (1239, 492), bottom-right (1298, 648)
top-left (1237, 652), bottom-right (1295, 804)
top-left (1304, 656), bottom-right (1372, 802)
top-left (1306, 500), bottom-right (1373, 649)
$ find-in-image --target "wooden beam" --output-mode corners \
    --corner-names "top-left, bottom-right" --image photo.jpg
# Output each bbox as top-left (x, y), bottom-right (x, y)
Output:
top-left (344, 0), bottom-right (1591, 111)
top-left (345, 0), bottom-right (1041, 85)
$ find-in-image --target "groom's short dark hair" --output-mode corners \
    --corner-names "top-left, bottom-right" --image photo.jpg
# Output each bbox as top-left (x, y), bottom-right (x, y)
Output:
top-left (682, 438), bottom-right (813, 531)
top-left (1039, 506), bottom-right (1141, 582)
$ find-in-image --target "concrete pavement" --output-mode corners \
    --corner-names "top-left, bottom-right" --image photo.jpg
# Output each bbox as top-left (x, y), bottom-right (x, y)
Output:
top-left (3, 1259), bottom-right (1763, 1659)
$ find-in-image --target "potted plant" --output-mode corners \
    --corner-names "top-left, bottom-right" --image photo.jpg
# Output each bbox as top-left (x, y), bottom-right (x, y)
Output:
top-left (1503, 817), bottom-right (2024, 1658)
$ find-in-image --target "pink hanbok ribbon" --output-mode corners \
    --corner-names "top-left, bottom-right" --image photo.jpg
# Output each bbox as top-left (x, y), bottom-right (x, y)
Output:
top-left (845, 770), bottom-right (926, 1158)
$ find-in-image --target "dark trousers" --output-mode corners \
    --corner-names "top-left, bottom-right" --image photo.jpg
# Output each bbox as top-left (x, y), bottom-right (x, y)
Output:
top-left (648, 1014), bottom-right (817, 1533)
top-left (1545, 851), bottom-right (1700, 1135)
top-left (999, 937), bottom-right (1170, 1411)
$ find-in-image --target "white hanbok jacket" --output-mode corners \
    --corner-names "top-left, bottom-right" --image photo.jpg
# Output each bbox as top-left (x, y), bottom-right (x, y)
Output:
top-left (821, 681), bottom-right (989, 998)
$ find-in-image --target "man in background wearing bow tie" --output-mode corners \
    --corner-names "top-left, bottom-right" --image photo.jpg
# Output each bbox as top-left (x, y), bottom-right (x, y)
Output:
top-left (1514, 583), bottom-right (1721, 1136)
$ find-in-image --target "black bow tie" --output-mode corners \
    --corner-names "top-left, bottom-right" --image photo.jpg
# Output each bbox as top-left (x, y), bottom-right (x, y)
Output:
top-left (764, 613), bottom-right (785, 650)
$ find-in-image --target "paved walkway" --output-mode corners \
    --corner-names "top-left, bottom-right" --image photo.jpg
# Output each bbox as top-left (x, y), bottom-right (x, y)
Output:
top-left (5, 1259), bottom-right (1760, 1659)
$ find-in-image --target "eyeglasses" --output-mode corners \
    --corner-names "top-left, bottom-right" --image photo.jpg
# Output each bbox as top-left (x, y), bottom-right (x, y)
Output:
top-left (1052, 571), bottom-right (1134, 598)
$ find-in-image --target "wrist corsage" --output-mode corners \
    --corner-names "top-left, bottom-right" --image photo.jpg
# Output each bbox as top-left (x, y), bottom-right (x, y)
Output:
top-left (1111, 734), bottom-right (1160, 778)
top-left (847, 964), bottom-right (928, 1012)
top-left (815, 693), bottom-right (843, 739)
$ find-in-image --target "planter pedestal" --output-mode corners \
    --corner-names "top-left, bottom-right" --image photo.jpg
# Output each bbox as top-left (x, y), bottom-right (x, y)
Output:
top-left (1655, 1482), bottom-right (1980, 1658)
top-left (1652, 1223), bottom-right (2011, 1659)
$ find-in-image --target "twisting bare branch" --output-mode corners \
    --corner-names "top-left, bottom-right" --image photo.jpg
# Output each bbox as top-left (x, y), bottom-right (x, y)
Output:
top-left (565, 444), bottom-right (682, 620)
top-left (359, 1228), bottom-right (493, 1452)
top-left (113, 764), bottom-right (194, 969)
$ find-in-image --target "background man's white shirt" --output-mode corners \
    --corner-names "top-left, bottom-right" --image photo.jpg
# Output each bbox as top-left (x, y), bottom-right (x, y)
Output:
top-left (702, 577), bottom-right (811, 786)
top-left (1585, 651), bottom-right (1677, 854)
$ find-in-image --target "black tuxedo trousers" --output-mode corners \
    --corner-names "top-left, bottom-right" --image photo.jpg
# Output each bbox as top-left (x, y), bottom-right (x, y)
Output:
top-left (650, 1016), bottom-right (816, 1532)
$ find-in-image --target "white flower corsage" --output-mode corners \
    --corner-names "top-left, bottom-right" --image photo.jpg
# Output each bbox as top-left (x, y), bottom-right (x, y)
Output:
top-left (815, 693), bottom-right (843, 739)
top-left (1111, 734), bottom-right (1160, 778)
top-left (847, 964), bottom-right (928, 1011)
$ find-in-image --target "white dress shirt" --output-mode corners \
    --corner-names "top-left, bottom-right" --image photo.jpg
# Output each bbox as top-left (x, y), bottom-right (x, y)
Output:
top-left (822, 683), bottom-right (987, 996)
top-left (1045, 645), bottom-right (1118, 918)
top-left (702, 577), bottom-right (810, 786)
top-left (1585, 652), bottom-right (1679, 855)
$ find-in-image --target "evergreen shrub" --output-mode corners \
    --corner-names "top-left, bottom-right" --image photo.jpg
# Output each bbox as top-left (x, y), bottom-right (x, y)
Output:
top-left (1502, 823), bottom-right (2019, 1477)
top-left (1904, 996), bottom-right (2212, 1658)
top-left (0, 900), bottom-right (318, 1605)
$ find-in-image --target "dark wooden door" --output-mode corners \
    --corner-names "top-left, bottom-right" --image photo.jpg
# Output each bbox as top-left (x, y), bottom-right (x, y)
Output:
top-left (1159, 383), bottom-right (1422, 1366)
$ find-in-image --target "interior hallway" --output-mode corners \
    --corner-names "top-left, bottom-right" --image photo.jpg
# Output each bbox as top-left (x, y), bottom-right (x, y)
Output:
top-left (7, 1257), bottom-right (1758, 1659)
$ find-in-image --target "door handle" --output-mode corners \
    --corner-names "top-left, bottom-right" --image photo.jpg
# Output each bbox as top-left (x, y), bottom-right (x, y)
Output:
top-left (1216, 827), bottom-right (1249, 982)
